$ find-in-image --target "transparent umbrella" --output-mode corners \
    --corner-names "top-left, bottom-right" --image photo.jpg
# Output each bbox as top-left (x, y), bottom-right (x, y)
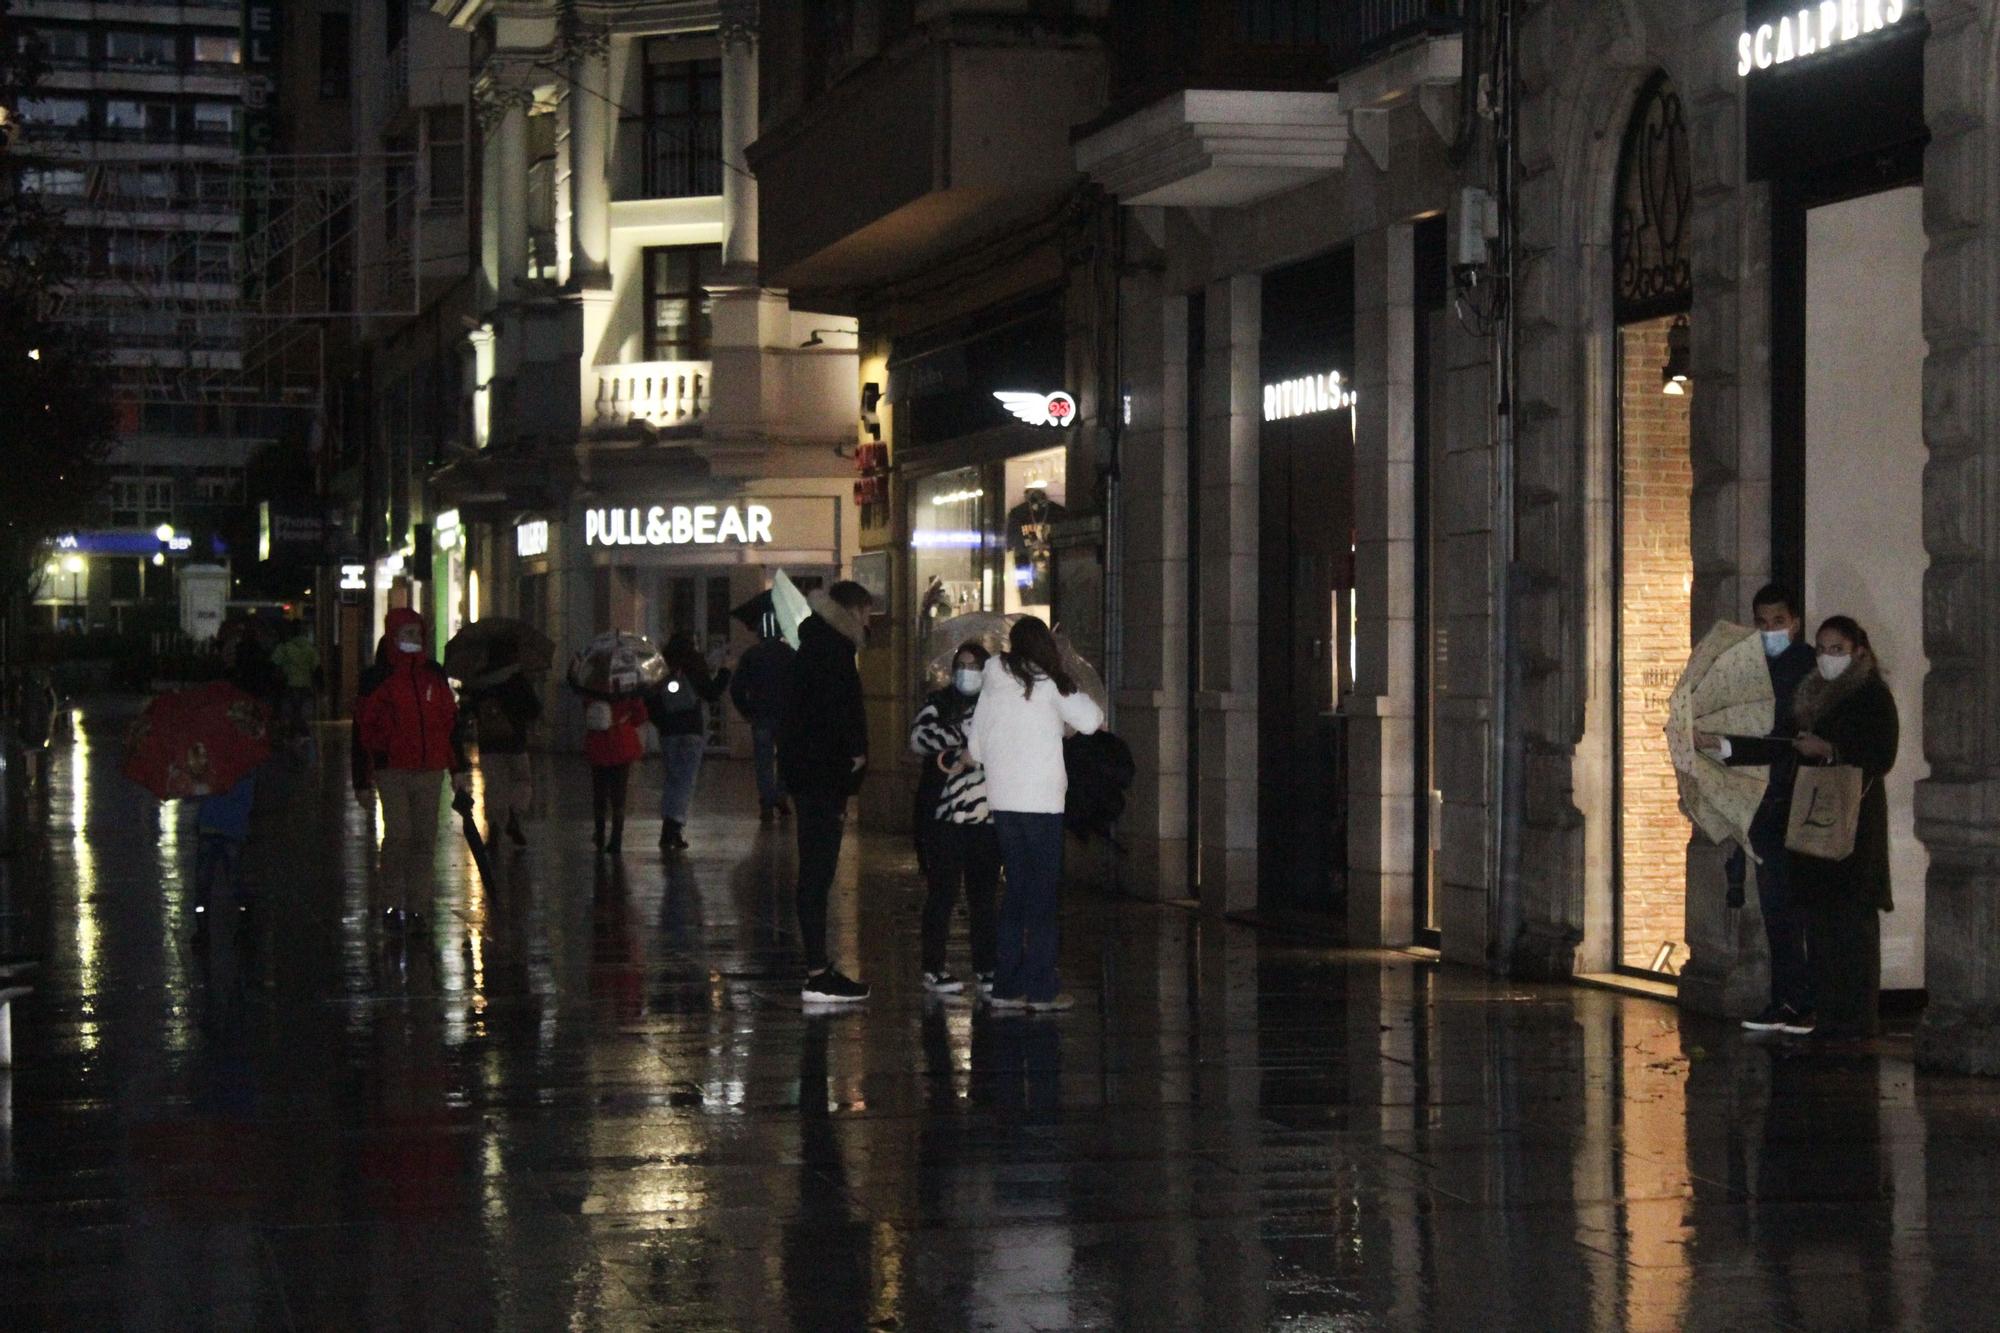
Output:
top-left (923, 612), bottom-right (1107, 713)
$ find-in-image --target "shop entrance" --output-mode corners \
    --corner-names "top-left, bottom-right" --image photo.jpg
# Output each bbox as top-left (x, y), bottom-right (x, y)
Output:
top-left (1611, 76), bottom-right (1694, 976)
top-left (1257, 249), bottom-right (1355, 918)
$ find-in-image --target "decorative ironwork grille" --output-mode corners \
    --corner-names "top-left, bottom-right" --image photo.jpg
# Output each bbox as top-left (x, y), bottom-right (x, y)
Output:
top-left (1614, 75), bottom-right (1693, 323)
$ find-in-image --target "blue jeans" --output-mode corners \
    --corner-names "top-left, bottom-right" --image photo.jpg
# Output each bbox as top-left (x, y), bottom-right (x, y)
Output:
top-left (752, 722), bottom-right (783, 807)
top-left (659, 734), bottom-right (706, 825)
top-left (992, 811), bottom-right (1066, 1003)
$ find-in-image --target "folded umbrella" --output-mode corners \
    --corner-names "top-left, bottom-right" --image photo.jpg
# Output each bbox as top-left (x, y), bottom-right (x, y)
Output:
top-left (123, 681), bottom-right (272, 800)
top-left (567, 631), bottom-right (668, 698)
top-left (452, 787), bottom-right (497, 892)
top-left (1667, 621), bottom-right (1776, 860)
top-left (444, 618), bottom-right (554, 685)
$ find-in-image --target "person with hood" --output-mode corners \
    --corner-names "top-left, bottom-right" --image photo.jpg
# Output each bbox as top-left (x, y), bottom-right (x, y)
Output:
top-left (968, 615), bottom-right (1103, 1012)
top-left (583, 688), bottom-right (648, 856)
top-left (191, 641), bottom-right (275, 932)
top-left (649, 631), bottom-right (730, 851)
top-left (461, 641), bottom-right (541, 847)
top-left (1697, 583), bottom-right (1820, 1034)
top-left (354, 607), bottom-right (468, 928)
top-left (729, 616), bottom-right (795, 822)
top-left (778, 581), bottom-right (874, 1004)
top-left (908, 641), bottom-right (998, 996)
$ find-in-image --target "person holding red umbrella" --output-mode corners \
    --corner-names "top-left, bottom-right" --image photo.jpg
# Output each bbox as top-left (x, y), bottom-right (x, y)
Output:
top-left (355, 608), bottom-right (468, 929)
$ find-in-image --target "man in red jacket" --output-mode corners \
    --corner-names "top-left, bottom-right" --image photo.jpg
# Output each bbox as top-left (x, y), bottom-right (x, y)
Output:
top-left (355, 607), bottom-right (467, 928)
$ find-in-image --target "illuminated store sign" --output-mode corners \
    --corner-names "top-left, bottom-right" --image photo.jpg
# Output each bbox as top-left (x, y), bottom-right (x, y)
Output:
top-left (1736, 0), bottom-right (1908, 76)
top-left (584, 503), bottom-right (775, 548)
top-left (993, 390), bottom-right (1077, 428)
top-left (1263, 370), bottom-right (1356, 422)
top-left (338, 563), bottom-right (368, 591)
top-left (516, 520), bottom-right (549, 558)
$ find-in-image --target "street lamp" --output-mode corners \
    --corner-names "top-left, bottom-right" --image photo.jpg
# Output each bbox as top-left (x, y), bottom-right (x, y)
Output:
top-left (154, 523), bottom-right (175, 544)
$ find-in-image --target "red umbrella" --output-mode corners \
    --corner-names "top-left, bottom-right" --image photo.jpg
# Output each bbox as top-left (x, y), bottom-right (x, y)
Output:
top-left (123, 681), bottom-right (272, 799)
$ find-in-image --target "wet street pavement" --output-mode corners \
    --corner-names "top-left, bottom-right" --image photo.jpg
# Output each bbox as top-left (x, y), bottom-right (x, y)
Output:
top-left (3, 702), bottom-right (2000, 1331)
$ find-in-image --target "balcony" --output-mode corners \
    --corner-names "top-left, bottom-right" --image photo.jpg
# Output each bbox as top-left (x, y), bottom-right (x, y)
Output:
top-left (747, 21), bottom-right (1105, 307)
top-left (1075, 89), bottom-right (1348, 208)
top-left (591, 362), bottom-right (711, 433)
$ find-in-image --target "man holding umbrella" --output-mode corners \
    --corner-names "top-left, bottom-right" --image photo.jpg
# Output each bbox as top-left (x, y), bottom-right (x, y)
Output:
top-left (355, 607), bottom-right (469, 929)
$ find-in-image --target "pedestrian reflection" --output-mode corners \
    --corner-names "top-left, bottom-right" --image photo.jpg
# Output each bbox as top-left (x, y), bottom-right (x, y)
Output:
top-left (786, 1013), bottom-right (872, 1331)
top-left (969, 1009), bottom-right (1062, 1116)
top-left (653, 851), bottom-right (709, 1014)
top-left (590, 857), bottom-right (644, 1024)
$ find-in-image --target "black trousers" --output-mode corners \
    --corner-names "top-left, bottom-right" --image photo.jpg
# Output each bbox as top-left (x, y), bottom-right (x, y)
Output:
top-left (920, 820), bottom-right (1000, 975)
top-left (591, 763), bottom-right (630, 838)
top-left (1807, 893), bottom-right (1881, 1037)
top-left (794, 787), bottom-right (847, 972)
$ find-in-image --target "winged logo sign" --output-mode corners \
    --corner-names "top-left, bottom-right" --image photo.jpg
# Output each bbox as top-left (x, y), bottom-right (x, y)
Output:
top-left (993, 390), bottom-right (1077, 428)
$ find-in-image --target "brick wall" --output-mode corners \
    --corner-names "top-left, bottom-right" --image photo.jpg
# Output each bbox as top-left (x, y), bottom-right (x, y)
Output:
top-left (1618, 316), bottom-right (1692, 972)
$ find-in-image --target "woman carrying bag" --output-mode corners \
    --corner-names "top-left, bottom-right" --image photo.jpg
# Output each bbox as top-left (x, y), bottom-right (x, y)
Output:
top-left (651, 632), bottom-right (730, 851)
top-left (967, 616), bottom-right (1103, 1012)
top-left (1702, 615), bottom-right (1897, 1041)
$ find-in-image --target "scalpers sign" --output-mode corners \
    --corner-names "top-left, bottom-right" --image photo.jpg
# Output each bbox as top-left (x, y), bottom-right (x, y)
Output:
top-left (585, 504), bottom-right (775, 548)
top-left (1737, 0), bottom-right (1910, 76)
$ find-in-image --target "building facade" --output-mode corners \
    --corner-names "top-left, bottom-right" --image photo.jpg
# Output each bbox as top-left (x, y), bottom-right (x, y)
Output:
top-left (750, 0), bottom-right (2000, 1073)
top-left (424, 0), bottom-right (861, 753)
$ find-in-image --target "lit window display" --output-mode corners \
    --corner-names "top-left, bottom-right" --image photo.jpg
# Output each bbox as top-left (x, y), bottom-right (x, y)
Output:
top-left (1001, 446), bottom-right (1066, 616)
top-left (909, 446), bottom-right (1070, 640)
top-left (913, 466), bottom-right (989, 643)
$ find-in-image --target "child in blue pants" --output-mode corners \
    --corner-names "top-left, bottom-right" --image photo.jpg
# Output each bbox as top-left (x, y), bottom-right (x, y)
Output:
top-left (193, 773), bottom-right (257, 921)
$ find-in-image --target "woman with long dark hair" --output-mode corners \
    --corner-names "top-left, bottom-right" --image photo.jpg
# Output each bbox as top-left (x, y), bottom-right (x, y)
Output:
top-left (650, 631), bottom-right (730, 851)
top-left (967, 615), bottom-right (1103, 1011)
top-left (1785, 614), bottom-right (1899, 1042)
top-left (909, 641), bottom-right (999, 995)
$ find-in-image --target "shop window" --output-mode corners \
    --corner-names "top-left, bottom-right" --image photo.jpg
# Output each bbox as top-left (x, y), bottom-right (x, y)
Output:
top-left (1000, 447), bottom-right (1066, 617)
top-left (913, 466), bottom-right (992, 644)
top-left (641, 46), bottom-right (722, 198)
top-left (643, 245), bottom-right (719, 362)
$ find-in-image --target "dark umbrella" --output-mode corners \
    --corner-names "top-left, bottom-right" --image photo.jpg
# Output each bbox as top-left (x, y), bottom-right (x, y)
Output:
top-left (443, 618), bottom-right (555, 684)
top-left (452, 787), bottom-right (497, 891)
top-left (730, 590), bottom-right (776, 634)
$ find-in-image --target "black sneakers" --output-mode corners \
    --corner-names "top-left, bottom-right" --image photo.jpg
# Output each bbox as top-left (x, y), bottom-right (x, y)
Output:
top-left (1742, 1004), bottom-right (1816, 1035)
top-left (923, 970), bottom-right (964, 995)
top-left (802, 968), bottom-right (869, 1004)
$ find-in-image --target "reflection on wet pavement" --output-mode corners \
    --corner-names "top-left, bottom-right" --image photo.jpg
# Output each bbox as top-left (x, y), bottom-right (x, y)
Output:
top-left (1, 702), bottom-right (1997, 1330)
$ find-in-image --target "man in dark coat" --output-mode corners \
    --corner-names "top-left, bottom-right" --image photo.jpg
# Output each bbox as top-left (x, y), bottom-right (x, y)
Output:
top-left (1707, 584), bottom-right (1820, 1034)
top-left (729, 618), bottom-right (795, 821)
top-left (778, 581), bottom-right (873, 1003)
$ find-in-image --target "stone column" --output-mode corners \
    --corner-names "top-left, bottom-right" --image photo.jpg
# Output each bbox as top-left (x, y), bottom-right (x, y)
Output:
top-left (1913, 0), bottom-right (2000, 1075)
top-left (1196, 275), bottom-right (1261, 915)
top-left (568, 36), bottom-right (611, 286)
top-left (720, 1), bottom-right (759, 273)
top-left (491, 90), bottom-right (532, 300)
top-left (1349, 224), bottom-right (1418, 946)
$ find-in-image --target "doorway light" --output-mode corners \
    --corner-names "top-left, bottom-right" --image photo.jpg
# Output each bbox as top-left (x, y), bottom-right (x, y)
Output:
top-left (1661, 316), bottom-right (1691, 395)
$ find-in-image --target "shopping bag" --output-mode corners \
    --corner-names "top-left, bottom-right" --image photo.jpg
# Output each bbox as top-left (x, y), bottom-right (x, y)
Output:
top-left (1785, 764), bottom-right (1865, 860)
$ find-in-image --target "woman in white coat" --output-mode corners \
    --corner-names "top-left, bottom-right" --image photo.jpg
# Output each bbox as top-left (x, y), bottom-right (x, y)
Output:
top-left (967, 615), bottom-right (1103, 1011)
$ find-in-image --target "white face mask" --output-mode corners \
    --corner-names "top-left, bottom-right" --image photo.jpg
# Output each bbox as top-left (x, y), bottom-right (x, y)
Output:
top-left (954, 668), bottom-right (983, 696)
top-left (397, 637), bottom-right (423, 654)
top-left (1761, 629), bottom-right (1793, 658)
top-left (1817, 653), bottom-right (1851, 681)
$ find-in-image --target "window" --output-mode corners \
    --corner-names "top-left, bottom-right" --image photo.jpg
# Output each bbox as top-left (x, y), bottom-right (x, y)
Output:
top-left (196, 474), bottom-right (239, 503)
top-left (319, 14), bottom-right (351, 99)
top-left (642, 245), bottom-right (719, 361)
top-left (191, 33), bottom-right (241, 65)
top-left (104, 30), bottom-right (177, 65)
top-left (104, 99), bottom-right (176, 142)
top-left (17, 96), bottom-right (89, 133)
top-left (642, 47), bottom-right (722, 198)
top-left (109, 477), bottom-right (174, 528)
top-left (34, 28), bottom-right (90, 64)
top-left (193, 237), bottom-right (235, 283)
top-left (20, 168), bottom-right (87, 198)
top-left (106, 232), bottom-right (171, 274)
top-left (191, 102), bottom-right (238, 143)
top-left (424, 107), bottom-right (464, 207)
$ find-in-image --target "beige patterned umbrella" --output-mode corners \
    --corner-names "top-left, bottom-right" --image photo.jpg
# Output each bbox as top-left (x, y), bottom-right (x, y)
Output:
top-left (1666, 621), bottom-right (1775, 859)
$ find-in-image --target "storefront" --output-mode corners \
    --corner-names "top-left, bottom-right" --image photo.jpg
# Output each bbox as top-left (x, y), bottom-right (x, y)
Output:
top-left (1748, 0), bottom-right (1929, 991)
top-left (893, 296), bottom-right (1077, 675)
top-left (508, 489), bottom-right (850, 753)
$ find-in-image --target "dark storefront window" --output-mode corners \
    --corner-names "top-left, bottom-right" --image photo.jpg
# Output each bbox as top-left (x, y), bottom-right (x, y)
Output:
top-left (643, 46), bottom-right (722, 198)
top-left (643, 245), bottom-right (719, 361)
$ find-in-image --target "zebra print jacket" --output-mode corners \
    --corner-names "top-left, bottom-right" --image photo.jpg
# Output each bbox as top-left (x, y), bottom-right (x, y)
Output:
top-left (908, 691), bottom-right (991, 825)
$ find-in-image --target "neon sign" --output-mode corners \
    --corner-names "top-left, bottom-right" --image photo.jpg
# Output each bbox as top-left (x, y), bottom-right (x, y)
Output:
top-left (1263, 371), bottom-right (1356, 422)
top-left (584, 504), bottom-right (775, 548)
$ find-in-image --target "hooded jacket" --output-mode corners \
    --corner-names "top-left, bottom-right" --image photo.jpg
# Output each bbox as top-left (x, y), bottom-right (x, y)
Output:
top-left (778, 593), bottom-right (868, 798)
top-left (356, 608), bottom-right (462, 775)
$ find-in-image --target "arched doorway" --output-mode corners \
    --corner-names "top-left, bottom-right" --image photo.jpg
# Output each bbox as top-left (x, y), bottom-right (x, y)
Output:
top-left (1611, 74), bottom-right (1693, 977)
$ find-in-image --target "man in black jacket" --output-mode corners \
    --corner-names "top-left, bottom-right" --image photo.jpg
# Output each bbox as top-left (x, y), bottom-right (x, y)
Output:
top-left (730, 618), bottom-right (795, 821)
top-left (779, 580), bottom-right (873, 1003)
top-left (1699, 583), bottom-right (1819, 1034)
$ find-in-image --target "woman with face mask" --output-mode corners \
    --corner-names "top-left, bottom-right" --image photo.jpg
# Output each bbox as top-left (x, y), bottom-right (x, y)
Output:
top-left (907, 642), bottom-right (999, 995)
top-left (1784, 615), bottom-right (1900, 1043)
